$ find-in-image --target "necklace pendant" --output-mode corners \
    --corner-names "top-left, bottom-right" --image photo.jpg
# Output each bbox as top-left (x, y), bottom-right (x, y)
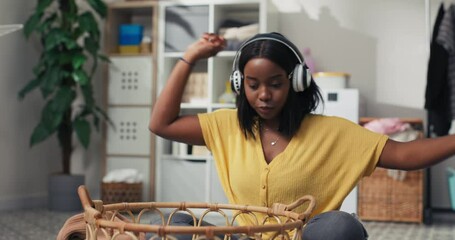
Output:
top-left (271, 141), bottom-right (277, 146)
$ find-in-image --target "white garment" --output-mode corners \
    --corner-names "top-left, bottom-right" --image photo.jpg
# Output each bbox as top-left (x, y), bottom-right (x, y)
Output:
top-left (102, 168), bottom-right (143, 183)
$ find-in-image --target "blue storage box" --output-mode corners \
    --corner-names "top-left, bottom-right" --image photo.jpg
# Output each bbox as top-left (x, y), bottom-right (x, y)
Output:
top-left (447, 167), bottom-right (455, 210)
top-left (119, 24), bottom-right (143, 45)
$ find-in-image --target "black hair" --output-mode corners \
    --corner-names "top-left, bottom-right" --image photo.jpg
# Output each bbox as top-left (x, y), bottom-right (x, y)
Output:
top-left (235, 33), bottom-right (324, 139)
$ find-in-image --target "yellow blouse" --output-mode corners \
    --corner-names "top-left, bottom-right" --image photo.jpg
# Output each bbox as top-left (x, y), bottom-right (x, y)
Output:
top-left (198, 109), bottom-right (388, 227)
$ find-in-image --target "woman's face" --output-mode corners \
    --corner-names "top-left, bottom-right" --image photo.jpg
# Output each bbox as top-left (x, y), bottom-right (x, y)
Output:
top-left (243, 58), bottom-right (290, 121)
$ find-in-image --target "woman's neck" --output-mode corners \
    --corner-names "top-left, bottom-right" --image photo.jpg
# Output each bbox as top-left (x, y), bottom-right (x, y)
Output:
top-left (259, 119), bottom-right (279, 132)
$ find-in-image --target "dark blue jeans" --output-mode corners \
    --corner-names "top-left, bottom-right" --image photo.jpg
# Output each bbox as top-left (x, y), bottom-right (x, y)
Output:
top-left (302, 211), bottom-right (368, 240)
top-left (149, 211), bottom-right (368, 240)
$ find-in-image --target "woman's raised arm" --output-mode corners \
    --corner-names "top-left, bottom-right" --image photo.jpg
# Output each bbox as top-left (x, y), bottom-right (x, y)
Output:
top-left (149, 33), bottom-right (225, 145)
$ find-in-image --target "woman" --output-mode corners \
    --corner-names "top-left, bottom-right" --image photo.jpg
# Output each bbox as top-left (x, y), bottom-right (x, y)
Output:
top-left (149, 32), bottom-right (455, 240)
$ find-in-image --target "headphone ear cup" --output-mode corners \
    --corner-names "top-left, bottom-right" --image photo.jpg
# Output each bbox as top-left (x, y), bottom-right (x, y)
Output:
top-left (230, 70), bottom-right (243, 94)
top-left (305, 66), bottom-right (312, 89)
top-left (292, 64), bottom-right (304, 92)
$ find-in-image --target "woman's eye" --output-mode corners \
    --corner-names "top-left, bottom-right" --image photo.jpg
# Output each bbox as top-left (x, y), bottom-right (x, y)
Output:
top-left (271, 83), bottom-right (282, 88)
top-left (248, 84), bottom-right (258, 90)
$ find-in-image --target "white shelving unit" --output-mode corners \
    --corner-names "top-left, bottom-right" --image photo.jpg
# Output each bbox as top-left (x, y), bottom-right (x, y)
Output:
top-left (102, 1), bottom-right (159, 201)
top-left (155, 0), bottom-right (278, 203)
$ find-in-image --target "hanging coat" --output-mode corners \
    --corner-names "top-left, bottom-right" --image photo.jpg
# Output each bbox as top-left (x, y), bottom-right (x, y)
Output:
top-left (425, 3), bottom-right (451, 136)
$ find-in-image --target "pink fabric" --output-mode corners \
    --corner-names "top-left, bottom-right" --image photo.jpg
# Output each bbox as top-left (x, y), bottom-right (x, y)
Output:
top-left (363, 118), bottom-right (411, 135)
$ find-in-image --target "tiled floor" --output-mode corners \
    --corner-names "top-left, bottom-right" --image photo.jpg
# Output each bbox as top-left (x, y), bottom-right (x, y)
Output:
top-left (0, 209), bottom-right (454, 240)
top-left (364, 220), bottom-right (455, 240)
top-left (0, 209), bottom-right (77, 240)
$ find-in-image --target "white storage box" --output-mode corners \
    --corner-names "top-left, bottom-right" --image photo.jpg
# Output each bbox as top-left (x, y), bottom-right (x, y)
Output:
top-left (106, 107), bottom-right (151, 156)
top-left (313, 72), bottom-right (350, 89)
top-left (108, 56), bottom-right (153, 105)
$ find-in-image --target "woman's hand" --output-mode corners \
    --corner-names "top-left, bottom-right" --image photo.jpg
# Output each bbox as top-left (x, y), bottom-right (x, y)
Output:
top-left (183, 33), bottom-right (226, 63)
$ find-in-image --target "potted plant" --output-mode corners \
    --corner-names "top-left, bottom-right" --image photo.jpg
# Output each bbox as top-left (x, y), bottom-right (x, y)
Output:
top-left (18, 0), bottom-right (109, 211)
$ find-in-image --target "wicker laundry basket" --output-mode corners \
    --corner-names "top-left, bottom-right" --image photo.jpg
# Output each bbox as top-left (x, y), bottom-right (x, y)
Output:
top-left (101, 182), bottom-right (143, 204)
top-left (358, 118), bottom-right (424, 223)
top-left (358, 167), bottom-right (424, 223)
top-left (78, 185), bottom-right (315, 240)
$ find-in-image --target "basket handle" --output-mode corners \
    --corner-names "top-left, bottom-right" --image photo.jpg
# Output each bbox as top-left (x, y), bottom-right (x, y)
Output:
top-left (273, 195), bottom-right (316, 221)
top-left (78, 185), bottom-right (93, 208)
top-left (78, 185), bottom-right (102, 223)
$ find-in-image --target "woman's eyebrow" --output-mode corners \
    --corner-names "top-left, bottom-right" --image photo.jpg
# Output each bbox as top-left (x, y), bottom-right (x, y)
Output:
top-left (245, 74), bottom-right (284, 80)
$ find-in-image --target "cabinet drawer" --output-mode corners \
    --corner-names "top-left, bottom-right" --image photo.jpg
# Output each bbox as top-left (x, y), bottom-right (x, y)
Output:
top-left (106, 107), bottom-right (151, 155)
top-left (108, 56), bottom-right (153, 105)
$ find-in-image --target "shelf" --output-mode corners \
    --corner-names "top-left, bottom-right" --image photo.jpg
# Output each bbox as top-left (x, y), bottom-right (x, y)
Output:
top-left (106, 2), bottom-right (158, 57)
top-left (163, 51), bottom-right (237, 58)
top-left (156, 0), bottom-right (278, 204)
top-left (103, 1), bottom-right (159, 202)
top-left (0, 24), bottom-right (22, 37)
top-left (211, 103), bottom-right (236, 109)
top-left (109, 1), bottom-right (158, 9)
top-left (162, 154), bottom-right (209, 162)
top-left (216, 51), bottom-right (237, 57)
top-left (180, 103), bottom-right (210, 109)
top-left (108, 53), bottom-right (154, 57)
top-left (106, 153), bottom-right (151, 158)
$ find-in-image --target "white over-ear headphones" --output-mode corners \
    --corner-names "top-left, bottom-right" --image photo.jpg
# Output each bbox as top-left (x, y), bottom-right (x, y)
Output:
top-left (229, 33), bottom-right (312, 95)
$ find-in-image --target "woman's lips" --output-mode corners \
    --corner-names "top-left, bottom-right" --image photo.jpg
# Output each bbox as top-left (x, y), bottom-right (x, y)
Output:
top-left (257, 106), bottom-right (273, 115)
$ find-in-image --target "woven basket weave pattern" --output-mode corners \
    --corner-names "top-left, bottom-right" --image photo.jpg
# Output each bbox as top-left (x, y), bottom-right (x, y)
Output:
top-left (358, 168), bottom-right (423, 223)
top-left (79, 186), bottom-right (315, 240)
top-left (101, 182), bottom-right (143, 204)
top-left (358, 118), bottom-right (424, 223)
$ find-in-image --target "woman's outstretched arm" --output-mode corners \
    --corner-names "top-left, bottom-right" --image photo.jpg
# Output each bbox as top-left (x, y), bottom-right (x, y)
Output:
top-left (378, 135), bottom-right (455, 170)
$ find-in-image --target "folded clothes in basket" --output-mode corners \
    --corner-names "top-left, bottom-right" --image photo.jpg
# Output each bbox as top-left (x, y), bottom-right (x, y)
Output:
top-left (363, 118), bottom-right (411, 135)
top-left (102, 168), bottom-right (143, 183)
top-left (364, 118), bottom-right (421, 181)
top-left (57, 212), bottom-right (145, 240)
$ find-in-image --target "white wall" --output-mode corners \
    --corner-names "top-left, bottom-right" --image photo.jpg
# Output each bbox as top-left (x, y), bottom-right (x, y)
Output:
top-left (276, 0), bottom-right (427, 118)
top-left (0, 0), bottom-right (58, 210)
top-left (0, 0), bottom-right (104, 210)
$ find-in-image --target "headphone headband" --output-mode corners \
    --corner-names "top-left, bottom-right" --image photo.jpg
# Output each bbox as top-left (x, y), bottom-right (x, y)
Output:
top-left (230, 33), bottom-right (311, 94)
top-left (231, 35), bottom-right (305, 72)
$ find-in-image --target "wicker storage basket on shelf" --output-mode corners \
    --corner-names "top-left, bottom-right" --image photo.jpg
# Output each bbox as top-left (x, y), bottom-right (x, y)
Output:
top-left (357, 118), bottom-right (424, 223)
top-left (101, 182), bottom-right (142, 204)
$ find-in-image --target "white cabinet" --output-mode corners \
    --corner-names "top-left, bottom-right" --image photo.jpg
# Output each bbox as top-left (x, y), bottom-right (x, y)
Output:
top-left (156, 0), bottom-right (278, 203)
top-left (315, 88), bottom-right (360, 214)
top-left (103, 1), bottom-right (159, 201)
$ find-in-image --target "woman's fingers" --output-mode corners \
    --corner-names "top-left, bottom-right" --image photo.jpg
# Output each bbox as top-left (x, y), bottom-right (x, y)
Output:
top-left (201, 34), bottom-right (225, 55)
top-left (186, 33), bottom-right (225, 61)
top-left (202, 33), bottom-right (225, 46)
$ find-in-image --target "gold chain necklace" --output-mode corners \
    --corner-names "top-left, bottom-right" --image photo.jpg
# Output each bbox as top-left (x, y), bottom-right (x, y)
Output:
top-left (270, 137), bottom-right (279, 146)
top-left (261, 124), bottom-right (279, 146)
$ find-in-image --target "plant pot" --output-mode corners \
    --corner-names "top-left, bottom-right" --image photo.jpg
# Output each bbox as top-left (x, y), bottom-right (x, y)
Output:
top-left (48, 174), bottom-right (85, 211)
